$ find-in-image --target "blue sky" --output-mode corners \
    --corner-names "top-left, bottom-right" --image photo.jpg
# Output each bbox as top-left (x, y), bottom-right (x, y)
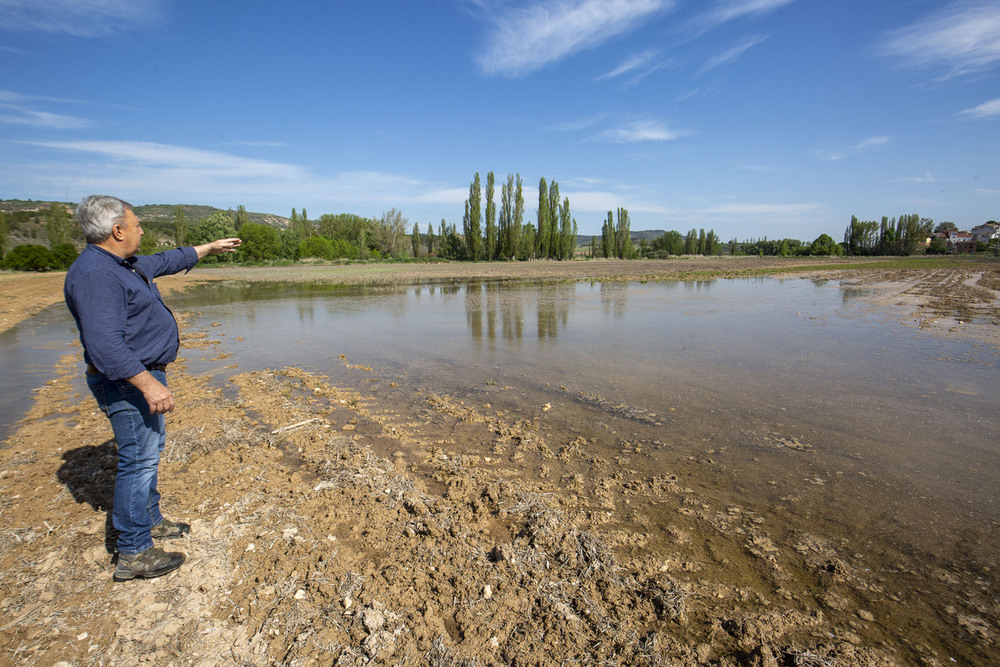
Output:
top-left (1, 0), bottom-right (998, 241)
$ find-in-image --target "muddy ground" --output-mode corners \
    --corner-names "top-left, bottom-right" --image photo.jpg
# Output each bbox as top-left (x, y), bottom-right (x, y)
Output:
top-left (1, 257), bottom-right (998, 666)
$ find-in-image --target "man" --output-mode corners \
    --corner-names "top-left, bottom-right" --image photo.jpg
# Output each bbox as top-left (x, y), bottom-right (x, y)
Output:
top-left (64, 195), bottom-right (241, 581)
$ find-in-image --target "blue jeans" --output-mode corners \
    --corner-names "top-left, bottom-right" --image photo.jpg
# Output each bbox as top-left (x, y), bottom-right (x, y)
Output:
top-left (87, 370), bottom-right (167, 555)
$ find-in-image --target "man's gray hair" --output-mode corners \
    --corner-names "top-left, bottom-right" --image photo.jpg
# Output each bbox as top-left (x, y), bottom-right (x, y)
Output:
top-left (76, 195), bottom-right (132, 244)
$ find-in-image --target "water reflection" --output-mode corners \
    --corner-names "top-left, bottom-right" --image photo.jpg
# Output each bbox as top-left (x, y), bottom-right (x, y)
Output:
top-left (600, 282), bottom-right (628, 319)
top-left (841, 286), bottom-right (877, 302)
top-left (460, 282), bottom-right (574, 343)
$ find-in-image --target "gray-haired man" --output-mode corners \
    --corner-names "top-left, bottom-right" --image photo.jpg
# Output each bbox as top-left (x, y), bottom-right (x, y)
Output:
top-left (65, 195), bottom-right (241, 580)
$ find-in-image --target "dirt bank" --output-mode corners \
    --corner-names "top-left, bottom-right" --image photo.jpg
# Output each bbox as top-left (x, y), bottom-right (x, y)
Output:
top-left (1, 259), bottom-right (998, 666)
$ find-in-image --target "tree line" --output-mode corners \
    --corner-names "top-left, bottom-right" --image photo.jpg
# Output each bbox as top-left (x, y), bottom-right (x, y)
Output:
top-left (0, 195), bottom-right (977, 272)
top-left (450, 172), bottom-right (577, 261)
top-left (843, 214), bottom-right (936, 256)
top-left (183, 207), bottom-right (415, 263)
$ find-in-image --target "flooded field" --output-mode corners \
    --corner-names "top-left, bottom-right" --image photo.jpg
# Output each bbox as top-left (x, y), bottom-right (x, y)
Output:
top-left (170, 277), bottom-right (1000, 657)
top-left (175, 277), bottom-right (1000, 525)
top-left (2, 265), bottom-right (998, 665)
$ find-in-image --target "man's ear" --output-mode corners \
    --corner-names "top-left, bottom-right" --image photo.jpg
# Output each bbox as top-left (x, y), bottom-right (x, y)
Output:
top-left (111, 223), bottom-right (126, 241)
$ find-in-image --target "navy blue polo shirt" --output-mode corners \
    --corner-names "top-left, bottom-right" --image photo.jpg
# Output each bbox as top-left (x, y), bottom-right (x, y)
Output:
top-left (64, 244), bottom-right (199, 380)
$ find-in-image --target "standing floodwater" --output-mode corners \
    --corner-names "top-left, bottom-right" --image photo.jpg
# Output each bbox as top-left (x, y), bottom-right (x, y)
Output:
top-left (174, 277), bottom-right (1000, 555)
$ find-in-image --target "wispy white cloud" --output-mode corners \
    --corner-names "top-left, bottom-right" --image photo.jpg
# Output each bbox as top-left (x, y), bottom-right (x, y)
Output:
top-left (892, 172), bottom-right (938, 184)
top-left (881, 1), bottom-right (1000, 80)
top-left (12, 140), bottom-right (460, 214)
top-left (0, 0), bottom-right (164, 36)
top-left (959, 98), bottom-right (1000, 119)
top-left (698, 202), bottom-right (821, 218)
top-left (0, 90), bottom-right (79, 105)
top-left (594, 50), bottom-right (669, 85)
top-left (595, 119), bottom-right (681, 143)
top-left (0, 103), bottom-right (91, 129)
top-left (685, 0), bottom-right (796, 38)
top-left (24, 141), bottom-right (306, 179)
top-left (856, 136), bottom-right (892, 151)
top-left (674, 84), bottom-right (720, 103)
top-left (596, 50), bottom-right (657, 81)
top-left (566, 188), bottom-right (675, 215)
top-left (225, 140), bottom-right (291, 148)
top-left (476, 0), bottom-right (673, 77)
top-left (548, 112), bottom-right (613, 132)
top-left (697, 34), bottom-right (768, 74)
top-left (815, 135), bottom-right (891, 161)
top-left (0, 43), bottom-right (31, 55)
top-left (736, 162), bottom-right (781, 172)
top-left (704, 0), bottom-right (797, 25)
top-left (413, 187), bottom-right (468, 206)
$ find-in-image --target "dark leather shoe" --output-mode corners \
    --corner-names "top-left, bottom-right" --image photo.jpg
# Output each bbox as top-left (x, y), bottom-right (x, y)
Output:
top-left (151, 518), bottom-right (191, 539)
top-left (114, 547), bottom-right (185, 581)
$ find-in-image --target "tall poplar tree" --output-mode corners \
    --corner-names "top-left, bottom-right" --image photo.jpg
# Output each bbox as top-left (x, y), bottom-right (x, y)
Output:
top-left (684, 229), bottom-right (698, 255)
top-left (427, 222), bottom-right (435, 256)
top-left (0, 210), bottom-right (7, 258)
top-left (615, 208), bottom-right (632, 259)
top-left (45, 203), bottom-right (71, 248)
top-left (499, 174), bottom-right (513, 259)
top-left (462, 201), bottom-right (471, 258)
top-left (464, 173), bottom-right (483, 260)
top-left (705, 229), bottom-right (720, 255)
top-left (558, 197), bottom-right (571, 260)
top-left (518, 224), bottom-right (536, 261)
top-left (485, 172), bottom-right (497, 260)
top-left (513, 173), bottom-right (524, 260)
top-left (173, 206), bottom-right (186, 247)
top-left (548, 180), bottom-right (560, 259)
top-left (235, 205), bottom-right (248, 231)
top-left (411, 221), bottom-right (421, 257)
top-left (601, 212), bottom-right (613, 258)
top-left (537, 177), bottom-right (550, 260)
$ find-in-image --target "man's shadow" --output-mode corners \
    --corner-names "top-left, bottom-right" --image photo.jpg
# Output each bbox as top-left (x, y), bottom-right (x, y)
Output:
top-left (56, 439), bottom-right (120, 553)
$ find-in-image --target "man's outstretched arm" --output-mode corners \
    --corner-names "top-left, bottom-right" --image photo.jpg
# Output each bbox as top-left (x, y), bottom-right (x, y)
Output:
top-left (193, 237), bottom-right (242, 259)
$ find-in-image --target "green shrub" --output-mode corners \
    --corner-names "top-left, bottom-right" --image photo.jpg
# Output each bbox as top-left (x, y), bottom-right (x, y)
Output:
top-left (299, 236), bottom-right (335, 260)
top-left (1, 244), bottom-right (57, 271)
top-left (51, 243), bottom-right (79, 268)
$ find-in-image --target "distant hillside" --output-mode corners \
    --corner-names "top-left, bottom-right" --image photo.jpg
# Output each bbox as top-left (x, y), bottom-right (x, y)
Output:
top-left (0, 200), bottom-right (78, 249)
top-left (132, 204), bottom-right (289, 229)
top-left (577, 229), bottom-right (666, 246)
top-left (0, 199), bottom-right (290, 251)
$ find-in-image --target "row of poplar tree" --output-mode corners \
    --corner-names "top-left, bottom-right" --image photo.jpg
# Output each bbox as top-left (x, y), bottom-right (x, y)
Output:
top-left (457, 172), bottom-right (580, 261)
top-left (448, 172), bottom-right (636, 261)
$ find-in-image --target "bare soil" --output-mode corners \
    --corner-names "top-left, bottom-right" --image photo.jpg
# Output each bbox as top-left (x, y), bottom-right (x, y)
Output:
top-left (1, 257), bottom-right (998, 666)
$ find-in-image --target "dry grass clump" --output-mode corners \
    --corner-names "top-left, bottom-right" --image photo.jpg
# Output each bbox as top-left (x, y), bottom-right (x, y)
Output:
top-left (313, 436), bottom-right (418, 503)
top-left (426, 635), bottom-right (478, 667)
top-left (164, 417), bottom-right (274, 463)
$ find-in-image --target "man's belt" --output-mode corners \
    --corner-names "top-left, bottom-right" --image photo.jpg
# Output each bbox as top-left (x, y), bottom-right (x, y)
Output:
top-left (86, 363), bottom-right (168, 375)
